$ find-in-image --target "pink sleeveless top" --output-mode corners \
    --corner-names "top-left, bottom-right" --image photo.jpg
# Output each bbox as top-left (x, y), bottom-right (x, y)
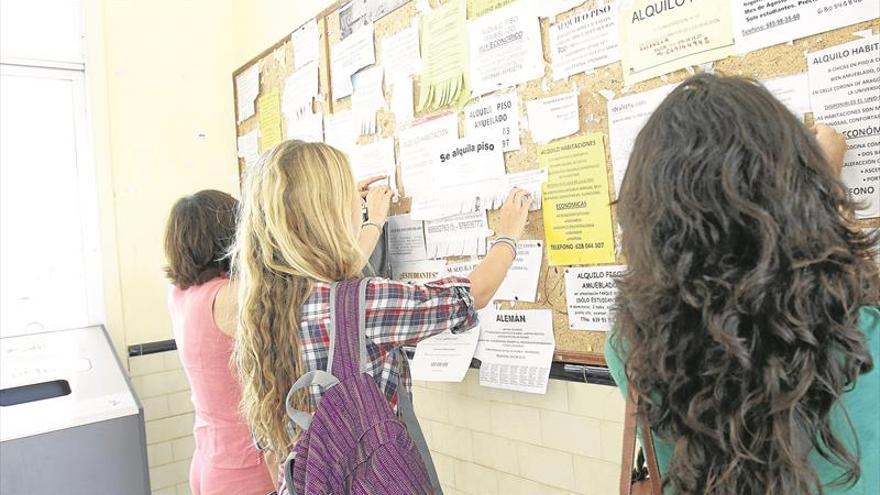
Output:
top-left (168, 277), bottom-right (265, 473)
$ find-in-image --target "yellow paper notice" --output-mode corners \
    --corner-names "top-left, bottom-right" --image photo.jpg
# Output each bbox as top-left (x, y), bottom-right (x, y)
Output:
top-left (258, 90), bottom-right (282, 151)
top-left (619, 0), bottom-right (734, 85)
top-left (417, 0), bottom-right (470, 112)
top-left (540, 134), bottom-right (616, 266)
top-left (467, 0), bottom-right (515, 18)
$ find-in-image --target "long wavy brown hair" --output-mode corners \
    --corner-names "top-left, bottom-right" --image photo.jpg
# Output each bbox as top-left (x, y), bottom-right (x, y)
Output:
top-left (615, 74), bottom-right (880, 494)
top-left (231, 140), bottom-right (364, 458)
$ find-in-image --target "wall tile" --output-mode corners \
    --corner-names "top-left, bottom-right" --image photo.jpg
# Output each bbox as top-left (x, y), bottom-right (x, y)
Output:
top-left (131, 369), bottom-right (190, 399)
top-left (572, 456), bottom-right (620, 495)
top-left (513, 379), bottom-right (569, 412)
top-left (145, 413), bottom-right (194, 444)
top-left (431, 452), bottom-right (457, 487)
top-left (453, 459), bottom-right (499, 495)
top-left (129, 353), bottom-right (166, 377)
top-left (541, 410), bottom-right (602, 458)
top-left (489, 402), bottom-right (541, 444)
top-left (441, 486), bottom-right (467, 495)
top-left (172, 435), bottom-right (195, 461)
top-left (148, 459), bottom-right (190, 490)
top-left (167, 390), bottom-right (194, 416)
top-left (515, 443), bottom-right (576, 491)
top-left (471, 432), bottom-right (519, 475)
top-left (163, 350), bottom-right (183, 370)
top-left (496, 472), bottom-right (578, 495)
top-left (412, 386), bottom-right (450, 422)
top-left (447, 393), bottom-right (492, 433)
top-left (599, 421), bottom-right (624, 463)
top-left (567, 382), bottom-right (625, 423)
top-left (142, 395), bottom-right (170, 422)
top-left (147, 442), bottom-right (173, 468)
top-left (428, 422), bottom-right (473, 461)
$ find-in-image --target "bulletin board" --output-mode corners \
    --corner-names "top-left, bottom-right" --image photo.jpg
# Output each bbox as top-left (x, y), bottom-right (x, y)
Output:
top-left (233, 1), bottom-right (880, 366)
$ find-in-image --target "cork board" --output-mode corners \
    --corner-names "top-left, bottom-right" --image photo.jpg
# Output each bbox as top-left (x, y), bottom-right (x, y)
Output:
top-left (235, 2), bottom-right (879, 366)
top-left (233, 16), bottom-right (335, 173)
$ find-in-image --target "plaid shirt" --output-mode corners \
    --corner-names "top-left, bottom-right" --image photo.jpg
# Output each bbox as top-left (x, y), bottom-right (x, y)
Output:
top-left (299, 276), bottom-right (478, 412)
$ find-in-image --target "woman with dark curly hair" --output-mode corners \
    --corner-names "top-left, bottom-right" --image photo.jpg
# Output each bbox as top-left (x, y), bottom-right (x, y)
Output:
top-left (605, 74), bottom-right (880, 494)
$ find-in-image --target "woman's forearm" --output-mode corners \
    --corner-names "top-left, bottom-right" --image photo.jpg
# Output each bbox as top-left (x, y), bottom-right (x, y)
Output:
top-left (357, 224), bottom-right (382, 265)
top-left (467, 242), bottom-right (516, 309)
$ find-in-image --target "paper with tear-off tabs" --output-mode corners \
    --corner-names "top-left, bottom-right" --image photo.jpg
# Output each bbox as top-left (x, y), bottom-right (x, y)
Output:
top-left (731, 0), bottom-right (880, 53)
top-left (398, 114), bottom-right (460, 199)
top-left (808, 35), bottom-right (880, 219)
top-left (418, 0), bottom-right (470, 112)
top-left (475, 309), bottom-right (555, 394)
top-left (467, 0), bottom-right (544, 97)
top-left (409, 134), bottom-right (507, 220)
top-left (619, 0), bottom-right (735, 85)
top-left (541, 134), bottom-right (616, 266)
top-left (236, 64), bottom-right (260, 122)
top-left (549, 2), bottom-right (620, 80)
top-left (424, 211), bottom-right (490, 258)
top-left (349, 139), bottom-right (397, 193)
top-left (565, 264), bottom-right (627, 331)
top-left (331, 24), bottom-right (376, 100)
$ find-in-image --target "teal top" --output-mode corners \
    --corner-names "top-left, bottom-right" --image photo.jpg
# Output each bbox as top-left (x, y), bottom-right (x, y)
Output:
top-left (605, 306), bottom-right (880, 494)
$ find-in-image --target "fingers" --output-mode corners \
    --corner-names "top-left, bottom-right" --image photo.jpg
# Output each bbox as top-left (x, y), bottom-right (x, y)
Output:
top-left (366, 185), bottom-right (392, 200)
top-left (358, 175), bottom-right (388, 189)
top-left (358, 176), bottom-right (389, 198)
top-left (505, 187), bottom-right (520, 204)
top-left (511, 187), bottom-right (532, 210)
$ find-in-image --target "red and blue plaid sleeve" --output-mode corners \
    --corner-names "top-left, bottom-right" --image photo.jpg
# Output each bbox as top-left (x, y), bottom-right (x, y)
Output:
top-left (363, 276), bottom-right (479, 352)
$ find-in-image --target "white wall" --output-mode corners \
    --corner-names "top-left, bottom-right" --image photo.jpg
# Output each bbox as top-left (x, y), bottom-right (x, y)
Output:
top-left (85, 0), bottom-right (241, 347)
top-left (85, 0), bottom-right (335, 349)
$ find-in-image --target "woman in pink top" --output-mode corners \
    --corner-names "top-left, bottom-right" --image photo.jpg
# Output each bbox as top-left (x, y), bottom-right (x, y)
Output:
top-left (164, 190), bottom-right (275, 495)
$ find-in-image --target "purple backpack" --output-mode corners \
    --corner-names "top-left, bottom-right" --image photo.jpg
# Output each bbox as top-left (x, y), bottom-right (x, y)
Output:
top-left (278, 279), bottom-right (441, 495)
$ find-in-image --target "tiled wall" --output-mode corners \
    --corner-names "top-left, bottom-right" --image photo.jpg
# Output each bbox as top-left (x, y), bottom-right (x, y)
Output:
top-left (128, 351), bottom-right (195, 495)
top-left (413, 370), bottom-right (625, 495)
top-left (127, 352), bottom-right (623, 495)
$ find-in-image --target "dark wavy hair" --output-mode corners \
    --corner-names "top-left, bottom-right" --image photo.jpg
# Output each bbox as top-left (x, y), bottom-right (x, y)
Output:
top-left (615, 74), bottom-right (880, 494)
top-left (164, 189), bottom-right (238, 289)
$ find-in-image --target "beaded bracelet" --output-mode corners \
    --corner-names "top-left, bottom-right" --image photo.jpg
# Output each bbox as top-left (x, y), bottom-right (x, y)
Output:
top-left (492, 236), bottom-right (518, 260)
top-left (361, 222), bottom-right (384, 233)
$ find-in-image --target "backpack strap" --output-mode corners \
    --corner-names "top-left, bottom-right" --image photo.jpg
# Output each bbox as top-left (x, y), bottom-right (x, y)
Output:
top-left (620, 387), bottom-right (662, 495)
top-left (328, 278), bottom-right (370, 379)
top-left (283, 282), bottom-right (355, 433)
top-left (396, 349), bottom-right (443, 494)
top-left (328, 278), bottom-right (442, 494)
top-left (284, 370), bottom-right (339, 431)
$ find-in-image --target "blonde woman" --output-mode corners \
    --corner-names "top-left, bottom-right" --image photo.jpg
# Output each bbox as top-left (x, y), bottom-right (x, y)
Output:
top-left (232, 140), bottom-right (530, 476)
